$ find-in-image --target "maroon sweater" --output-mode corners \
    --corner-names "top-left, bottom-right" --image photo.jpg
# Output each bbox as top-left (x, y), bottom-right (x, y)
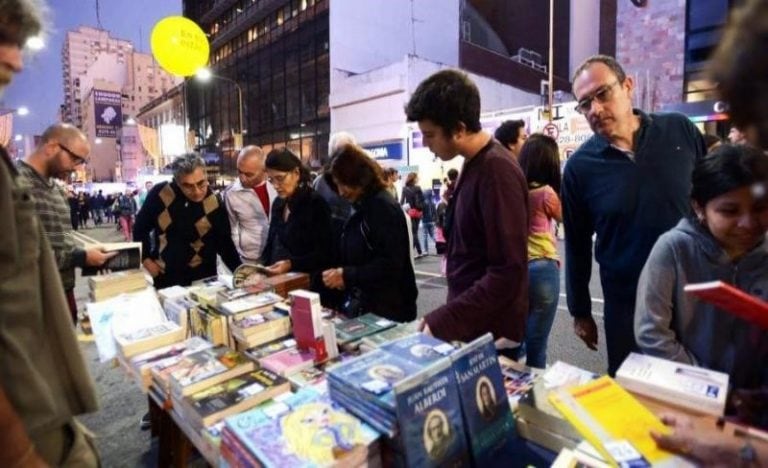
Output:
top-left (425, 139), bottom-right (529, 343)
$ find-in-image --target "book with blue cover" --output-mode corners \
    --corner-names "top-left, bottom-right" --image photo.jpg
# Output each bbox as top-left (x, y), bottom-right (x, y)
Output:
top-left (394, 358), bottom-right (470, 467)
top-left (326, 348), bottom-right (423, 411)
top-left (450, 333), bottom-right (515, 465)
top-left (224, 387), bottom-right (379, 467)
top-left (379, 333), bottom-right (455, 366)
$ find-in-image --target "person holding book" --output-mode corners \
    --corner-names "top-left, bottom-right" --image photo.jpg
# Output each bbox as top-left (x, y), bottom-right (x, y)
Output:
top-left (0, 2), bottom-right (102, 465)
top-left (635, 144), bottom-right (768, 426)
top-left (261, 148), bottom-right (336, 305)
top-left (133, 153), bottom-right (242, 289)
top-left (516, 133), bottom-right (563, 368)
top-left (17, 123), bottom-right (118, 324)
top-left (320, 143), bottom-right (417, 322)
top-left (405, 69), bottom-right (529, 350)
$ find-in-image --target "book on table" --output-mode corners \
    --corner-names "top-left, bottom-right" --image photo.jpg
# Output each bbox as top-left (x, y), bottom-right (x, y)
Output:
top-left (616, 352), bottom-right (729, 417)
top-left (335, 313), bottom-right (397, 345)
top-left (258, 345), bottom-right (317, 377)
top-left (167, 345), bottom-right (255, 397)
top-left (223, 387), bottom-right (380, 468)
top-left (358, 321), bottom-right (420, 351)
top-left (81, 242), bottom-right (142, 276)
top-left (230, 309), bottom-right (291, 348)
top-left (394, 358), bottom-right (470, 467)
top-left (245, 336), bottom-right (299, 361)
top-left (684, 280), bottom-right (768, 330)
top-left (176, 368), bottom-right (290, 430)
top-left (218, 291), bottom-right (284, 316)
top-left (450, 333), bottom-right (515, 465)
top-left (549, 376), bottom-right (695, 467)
top-left (87, 269), bottom-right (148, 302)
top-left (128, 336), bottom-right (213, 391)
top-left (114, 320), bottom-right (186, 358)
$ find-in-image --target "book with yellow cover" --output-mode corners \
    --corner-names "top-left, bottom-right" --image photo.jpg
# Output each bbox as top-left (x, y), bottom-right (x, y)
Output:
top-left (549, 376), bottom-right (694, 468)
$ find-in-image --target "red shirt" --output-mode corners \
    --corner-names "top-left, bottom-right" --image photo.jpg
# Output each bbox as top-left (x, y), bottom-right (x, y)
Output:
top-left (254, 182), bottom-right (270, 218)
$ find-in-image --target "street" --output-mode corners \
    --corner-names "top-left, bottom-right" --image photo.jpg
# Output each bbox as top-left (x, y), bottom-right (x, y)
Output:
top-left (73, 223), bottom-right (608, 467)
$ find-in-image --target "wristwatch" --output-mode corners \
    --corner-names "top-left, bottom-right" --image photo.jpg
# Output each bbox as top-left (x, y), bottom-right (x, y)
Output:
top-left (739, 440), bottom-right (757, 467)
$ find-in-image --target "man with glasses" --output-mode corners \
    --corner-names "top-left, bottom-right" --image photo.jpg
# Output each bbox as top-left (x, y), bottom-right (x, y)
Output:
top-left (133, 153), bottom-right (241, 290)
top-left (0, 1), bottom-right (102, 465)
top-left (561, 55), bottom-right (706, 376)
top-left (17, 123), bottom-right (117, 324)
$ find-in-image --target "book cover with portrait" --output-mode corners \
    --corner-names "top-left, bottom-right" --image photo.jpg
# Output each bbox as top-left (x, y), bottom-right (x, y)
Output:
top-left (451, 333), bottom-right (515, 465)
top-left (394, 358), bottom-right (469, 467)
top-left (379, 333), bottom-right (455, 366)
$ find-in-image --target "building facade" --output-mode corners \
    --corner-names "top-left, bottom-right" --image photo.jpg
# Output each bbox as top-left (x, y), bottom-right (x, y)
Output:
top-left (184, 0), bottom-right (330, 178)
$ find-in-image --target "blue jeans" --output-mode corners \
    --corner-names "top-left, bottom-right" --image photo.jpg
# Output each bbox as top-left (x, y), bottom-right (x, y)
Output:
top-left (421, 222), bottom-right (435, 254)
top-left (524, 258), bottom-right (560, 368)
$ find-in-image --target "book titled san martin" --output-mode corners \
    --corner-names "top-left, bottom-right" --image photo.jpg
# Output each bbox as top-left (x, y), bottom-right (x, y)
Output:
top-left (451, 333), bottom-right (515, 465)
top-left (394, 359), bottom-right (470, 467)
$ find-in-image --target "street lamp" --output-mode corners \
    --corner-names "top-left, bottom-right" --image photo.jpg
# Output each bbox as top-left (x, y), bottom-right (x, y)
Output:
top-left (195, 66), bottom-right (244, 140)
top-left (25, 36), bottom-right (44, 51)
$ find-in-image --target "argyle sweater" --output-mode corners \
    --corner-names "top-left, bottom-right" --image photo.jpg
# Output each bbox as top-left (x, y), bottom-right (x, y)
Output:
top-left (133, 181), bottom-right (241, 288)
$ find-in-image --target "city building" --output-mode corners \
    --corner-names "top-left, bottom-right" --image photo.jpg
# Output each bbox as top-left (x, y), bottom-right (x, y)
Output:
top-left (136, 83), bottom-right (191, 175)
top-left (61, 26), bottom-right (181, 181)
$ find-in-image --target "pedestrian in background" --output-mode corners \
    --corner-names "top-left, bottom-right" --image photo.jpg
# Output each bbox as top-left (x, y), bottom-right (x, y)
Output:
top-left (420, 187), bottom-right (437, 255)
top-left (401, 172), bottom-right (426, 258)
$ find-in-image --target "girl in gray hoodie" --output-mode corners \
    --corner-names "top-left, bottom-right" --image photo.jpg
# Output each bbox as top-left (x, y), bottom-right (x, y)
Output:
top-left (635, 144), bottom-right (768, 427)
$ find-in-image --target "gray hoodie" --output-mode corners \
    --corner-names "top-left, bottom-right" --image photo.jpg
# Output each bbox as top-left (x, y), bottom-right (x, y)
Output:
top-left (635, 217), bottom-right (768, 393)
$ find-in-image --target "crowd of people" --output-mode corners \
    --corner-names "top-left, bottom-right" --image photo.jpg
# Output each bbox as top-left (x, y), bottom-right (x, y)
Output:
top-left (1, 0), bottom-right (768, 465)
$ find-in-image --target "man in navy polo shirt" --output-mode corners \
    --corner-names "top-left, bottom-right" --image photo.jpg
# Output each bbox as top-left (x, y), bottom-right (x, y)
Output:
top-left (562, 55), bottom-right (706, 375)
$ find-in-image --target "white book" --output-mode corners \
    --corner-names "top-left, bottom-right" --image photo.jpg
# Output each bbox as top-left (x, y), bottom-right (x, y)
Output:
top-left (616, 352), bottom-right (729, 417)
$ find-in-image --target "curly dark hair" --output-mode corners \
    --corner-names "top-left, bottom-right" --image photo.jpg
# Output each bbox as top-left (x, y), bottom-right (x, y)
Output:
top-left (405, 69), bottom-right (482, 137)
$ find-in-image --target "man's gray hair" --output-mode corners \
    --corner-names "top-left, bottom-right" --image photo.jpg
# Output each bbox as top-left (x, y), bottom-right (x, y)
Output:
top-left (171, 153), bottom-right (206, 180)
top-left (328, 131), bottom-right (357, 155)
top-left (237, 145), bottom-right (264, 164)
top-left (571, 54), bottom-right (627, 86)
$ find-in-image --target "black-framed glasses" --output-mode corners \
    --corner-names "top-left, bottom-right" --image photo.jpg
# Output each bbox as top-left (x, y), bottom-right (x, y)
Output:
top-left (575, 81), bottom-right (621, 115)
top-left (58, 143), bottom-right (88, 165)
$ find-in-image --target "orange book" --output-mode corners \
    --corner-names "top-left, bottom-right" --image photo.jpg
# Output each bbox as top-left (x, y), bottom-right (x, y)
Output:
top-left (684, 280), bottom-right (768, 330)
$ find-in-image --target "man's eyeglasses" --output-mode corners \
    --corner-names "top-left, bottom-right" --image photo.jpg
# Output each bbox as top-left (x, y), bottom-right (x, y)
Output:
top-left (575, 81), bottom-right (621, 115)
top-left (58, 143), bottom-right (88, 165)
top-left (179, 179), bottom-right (209, 192)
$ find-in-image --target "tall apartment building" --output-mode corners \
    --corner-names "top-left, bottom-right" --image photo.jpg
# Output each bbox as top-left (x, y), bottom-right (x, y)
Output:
top-left (61, 27), bottom-right (133, 127)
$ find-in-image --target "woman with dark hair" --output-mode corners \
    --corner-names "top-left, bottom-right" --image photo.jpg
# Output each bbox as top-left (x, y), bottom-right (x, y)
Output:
top-left (261, 148), bottom-right (336, 303)
top-left (636, 144), bottom-right (768, 425)
top-left (516, 134), bottom-right (562, 368)
top-left (321, 144), bottom-right (417, 322)
top-left (401, 172), bottom-right (426, 258)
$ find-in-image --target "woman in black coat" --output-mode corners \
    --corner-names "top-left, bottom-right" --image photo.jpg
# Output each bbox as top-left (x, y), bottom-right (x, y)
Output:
top-left (261, 148), bottom-right (336, 305)
top-left (321, 144), bottom-right (417, 322)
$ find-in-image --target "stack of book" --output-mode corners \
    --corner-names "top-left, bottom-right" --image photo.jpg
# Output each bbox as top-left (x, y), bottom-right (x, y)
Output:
top-left (88, 269), bottom-right (148, 302)
top-left (326, 333), bottom-right (455, 437)
top-left (358, 321), bottom-right (420, 352)
top-left (167, 346), bottom-right (255, 403)
top-left (258, 344), bottom-right (317, 377)
top-left (188, 304), bottom-right (229, 346)
top-left (220, 387), bottom-right (381, 468)
top-left (230, 309), bottom-right (291, 350)
top-left (114, 321), bottom-right (185, 359)
top-left (125, 336), bottom-right (213, 391)
top-left (218, 291), bottom-right (284, 316)
top-left (334, 313), bottom-right (398, 350)
top-left (175, 367), bottom-right (291, 431)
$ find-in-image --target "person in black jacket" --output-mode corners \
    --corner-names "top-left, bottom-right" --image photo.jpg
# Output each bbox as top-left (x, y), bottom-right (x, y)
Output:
top-left (133, 153), bottom-right (242, 289)
top-left (261, 148), bottom-right (336, 305)
top-left (321, 144), bottom-right (417, 322)
top-left (401, 172), bottom-right (426, 257)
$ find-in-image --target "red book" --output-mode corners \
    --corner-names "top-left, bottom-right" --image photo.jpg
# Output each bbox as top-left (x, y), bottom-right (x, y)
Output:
top-left (684, 281), bottom-right (768, 330)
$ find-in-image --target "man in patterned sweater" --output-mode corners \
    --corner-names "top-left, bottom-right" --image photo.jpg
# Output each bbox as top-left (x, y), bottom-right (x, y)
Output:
top-left (133, 153), bottom-right (242, 288)
top-left (17, 123), bottom-right (116, 323)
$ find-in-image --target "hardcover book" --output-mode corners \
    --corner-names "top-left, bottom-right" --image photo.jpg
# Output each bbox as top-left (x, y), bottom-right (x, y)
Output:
top-left (379, 333), bottom-right (455, 366)
top-left (81, 242), bottom-right (142, 276)
top-left (114, 321), bottom-right (185, 358)
top-left (289, 289), bottom-right (323, 350)
top-left (684, 280), bottom-right (768, 330)
top-left (178, 368), bottom-right (290, 429)
top-left (168, 345), bottom-right (255, 396)
top-left (450, 333), bottom-right (515, 465)
top-left (394, 358), bottom-right (470, 467)
top-left (549, 376), bottom-right (694, 467)
top-left (224, 387), bottom-right (379, 468)
top-left (615, 352), bottom-right (729, 417)
top-left (335, 313), bottom-right (397, 345)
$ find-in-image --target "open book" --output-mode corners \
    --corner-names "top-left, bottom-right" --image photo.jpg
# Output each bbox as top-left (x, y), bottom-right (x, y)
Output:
top-left (684, 280), bottom-right (768, 330)
top-left (82, 242), bottom-right (142, 276)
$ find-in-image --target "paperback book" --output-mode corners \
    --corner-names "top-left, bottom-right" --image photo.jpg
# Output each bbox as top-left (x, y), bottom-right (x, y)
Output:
top-left (114, 320), bottom-right (185, 358)
top-left (394, 358), bottom-right (470, 467)
top-left (258, 346), bottom-right (316, 377)
top-left (379, 333), bottom-right (455, 366)
top-left (359, 321), bottom-right (420, 351)
top-left (244, 336), bottom-right (298, 361)
top-left (128, 336), bottom-right (213, 390)
top-left (168, 345), bottom-right (255, 396)
top-left (335, 313), bottom-right (397, 345)
top-left (684, 280), bottom-right (768, 330)
top-left (450, 333), bottom-right (515, 465)
top-left (81, 242), bottom-right (142, 276)
top-left (219, 291), bottom-right (284, 316)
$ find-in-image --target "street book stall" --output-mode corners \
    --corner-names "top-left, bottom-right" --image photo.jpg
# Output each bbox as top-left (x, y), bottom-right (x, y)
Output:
top-left (85, 265), bottom-right (766, 467)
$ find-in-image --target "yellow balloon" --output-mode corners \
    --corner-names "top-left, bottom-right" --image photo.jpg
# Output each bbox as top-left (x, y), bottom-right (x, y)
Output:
top-left (151, 16), bottom-right (209, 77)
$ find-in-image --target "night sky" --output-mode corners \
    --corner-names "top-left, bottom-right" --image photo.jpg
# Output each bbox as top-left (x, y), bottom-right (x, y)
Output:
top-left (4, 0), bottom-right (182, 138)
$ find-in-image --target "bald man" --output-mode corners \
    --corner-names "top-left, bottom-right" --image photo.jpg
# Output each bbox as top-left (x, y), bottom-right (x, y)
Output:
top-left (223, 145), bottom-right (277, 262)
top-left (17, 123), bottom-right (116, 323)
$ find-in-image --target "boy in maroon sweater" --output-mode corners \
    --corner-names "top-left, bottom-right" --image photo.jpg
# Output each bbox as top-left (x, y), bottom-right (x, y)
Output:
top-left (406, 70), bottom-right (529, 352)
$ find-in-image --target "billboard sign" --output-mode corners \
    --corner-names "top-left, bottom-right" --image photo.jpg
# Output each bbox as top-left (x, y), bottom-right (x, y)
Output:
top-left (93, 89), bottom-right (122, 138)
